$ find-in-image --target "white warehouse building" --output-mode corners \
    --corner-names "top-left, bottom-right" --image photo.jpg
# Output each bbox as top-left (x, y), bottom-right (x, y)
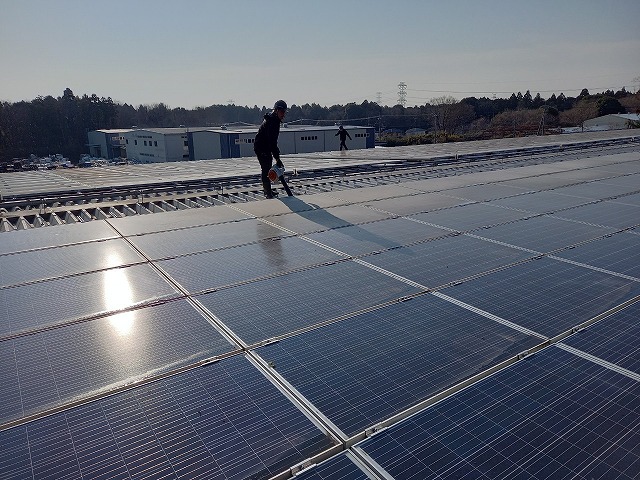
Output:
top-left (189, 125), bottom-right (374, 161)
top-left (94, 125), bottom-right (374, 164)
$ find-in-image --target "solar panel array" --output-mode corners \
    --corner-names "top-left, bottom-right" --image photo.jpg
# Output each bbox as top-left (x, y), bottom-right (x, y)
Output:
top-left (1, 143), bottom-right (639, 479)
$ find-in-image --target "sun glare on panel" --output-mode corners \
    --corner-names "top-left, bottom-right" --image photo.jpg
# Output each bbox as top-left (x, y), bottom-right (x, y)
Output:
top-left (103, 254), bottom-right (135, 336)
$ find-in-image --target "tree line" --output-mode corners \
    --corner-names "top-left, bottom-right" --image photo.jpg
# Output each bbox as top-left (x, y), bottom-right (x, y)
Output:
top-left (1, 87), bottom-right (638, 163)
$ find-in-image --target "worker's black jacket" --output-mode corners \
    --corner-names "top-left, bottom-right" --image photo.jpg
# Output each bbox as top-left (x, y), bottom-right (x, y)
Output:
top-left (254, 111), bottom-right (281, 162)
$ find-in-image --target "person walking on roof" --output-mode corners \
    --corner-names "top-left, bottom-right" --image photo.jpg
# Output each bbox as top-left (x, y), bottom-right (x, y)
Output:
top-left (335, 125), bottom-right (352, 151)
top-left (254, 100), bottom-right (287, 198)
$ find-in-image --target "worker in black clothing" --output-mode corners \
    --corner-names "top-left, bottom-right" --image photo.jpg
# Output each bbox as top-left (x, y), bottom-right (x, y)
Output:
top-left (254, 100), bottom-right (287, 198)
top-left (335, 125), bottom-right (352, 150)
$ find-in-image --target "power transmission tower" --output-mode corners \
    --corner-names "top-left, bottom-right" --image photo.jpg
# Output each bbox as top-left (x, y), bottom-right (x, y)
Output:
top-left (376, 92), bottom-right (382, 104)
top-left (398, 82), bottom-right (407, 106)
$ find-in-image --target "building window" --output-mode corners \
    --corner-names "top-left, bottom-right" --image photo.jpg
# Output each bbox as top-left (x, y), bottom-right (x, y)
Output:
top-left (144, 141), bottom-right (147, 146)
top-left (184, 141), bottom-right (188, 147)
top-left (154, 141), bottom-right (158, 146)
top-left (134, 140), bottom-right (137, 145)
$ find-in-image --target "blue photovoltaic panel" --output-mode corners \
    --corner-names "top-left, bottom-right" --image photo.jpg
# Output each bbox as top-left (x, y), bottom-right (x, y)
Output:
top-left (441, 256), bottom-right (640, 338)
top-left (107, 205), bottom-right (252, 236)
top-left (0, 299), bottom-right (237, 425)
top-left (0, 263), bottom-right (180, 337)
top-left (157, 236), bottom-right (346, 294)
top-left (408, 202), bottom-right (533, 231)
top-left (0, 221), bottom-right (118, 255)
top-left (362, 192), bottom-right (469, 216)
top-left (293, 453), bottom-right (372, 480)
top-left (553, 231), bottom-right (640, 279)
top-left (256, 293), bottom-right (541, 436)
top-left (264, 204), bottom-right (393, 235)
top-left (358, 346), bottom-right (640, 479)
top-left (475, 215), bottom-right (617, 252)
top-left (437, 183), bottom-right (527, 202)
top-left (611, 192), bottom-right (640, 206)
top-left (553, 201), bottom-right (640, 229)
top-left (196, 260), bottom-right (420, 345)
top-left (127, 218), bottom-right (291, 259)
top-left (487, 191), bottom-right (592, 214)
top-left (0, 355), bottom-right (335, 479)
top-left (552, 181), bottom-right (640, 200)
top-left (0, 238), bottom-right (145, 288)
top-left (562, 301), bottom-right (640, 374)
top-left (305, 217), bottom-right (450, 257)
top-left (362, 234), bottom-right (534, 289)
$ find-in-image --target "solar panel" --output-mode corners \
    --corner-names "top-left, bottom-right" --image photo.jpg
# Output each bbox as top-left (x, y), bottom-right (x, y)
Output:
top-left (488, 190), bottom-right (593, 213)
top-left (305, 217), bottom-right (451, 257)
top-left (256, 293), bottom-right (541, 436)
top-left (362, 234), bottom-right (535, 289)
top-left (0, 221), bottom-right (117, 255)
top-left (552, 231), bottom-right (640, 279)
top-left (473, 215), bottom-right (618, 253)
top-left (361, 192), bottom-right (469, 216)
top-left (553, 201), bottom-right (640, 229)
top-left (440, 256), bottom-right (640, 338)
top-left (562, 301), bottom-right (640, 374)
top-left (408, 202), bottom-right (534, 231)
top-left (552, 181), bottom-right (640, 200)
top-left (157, 236), bottom-right (347, 294)
top-left (195, 260), bottom-right (420, 345)
top-left (356, 345), bottom-right (640, 479)
top-left (0, 238), bottom-right (145, 288)
top-left (261, 204), bottom-right (393, 235)
top-left (127, 218), bottom-right (292, 259)
top-left (0, 264), bottom-right (181, 337)
top-left (0, 355), bottom-right (336, 479)
top-left (293, 452), bottom-right (373, 479)
top-left (0, 299), bottom-right (236, 425)
top-left (611, 192), bottom-right (640, 206)
top-left (107, 206), bottom-right (253, 236)
top-left (436, 183), bottom-right (528, 202)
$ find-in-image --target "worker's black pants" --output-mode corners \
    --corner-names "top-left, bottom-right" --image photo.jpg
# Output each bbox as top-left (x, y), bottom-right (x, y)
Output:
top-left (256, 151), bottom-right (274, 196)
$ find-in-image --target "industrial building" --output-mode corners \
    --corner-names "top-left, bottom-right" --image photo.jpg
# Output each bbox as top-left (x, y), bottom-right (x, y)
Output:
top-left (583, 113), bottom-right (640, 130)
top-left (88, 125), bottom-right (375, 164)
top-left (86, 128), bottom-right (129, 159)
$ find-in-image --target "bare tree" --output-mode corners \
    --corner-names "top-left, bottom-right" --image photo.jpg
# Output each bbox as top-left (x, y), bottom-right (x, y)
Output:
top-left (430, 96), bottom-right (475, 140)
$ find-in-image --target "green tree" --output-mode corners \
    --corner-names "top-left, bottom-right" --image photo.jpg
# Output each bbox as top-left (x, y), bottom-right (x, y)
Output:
top-left (595, 96), bottom-right (625, 116)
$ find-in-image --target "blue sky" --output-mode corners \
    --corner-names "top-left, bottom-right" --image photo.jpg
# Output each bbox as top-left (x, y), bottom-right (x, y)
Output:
top-left (2, 0), bottom-right (639, 109)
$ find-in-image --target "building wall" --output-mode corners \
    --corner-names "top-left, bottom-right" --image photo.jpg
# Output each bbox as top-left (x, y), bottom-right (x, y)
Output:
top-left (190, 131), bottom-right (222, 160)
top-left (87, 130), bottom-right (127, 159)
top-left (117, 126), bottom-right (375, 163)
top-left (583, 114), bottom-right (640, 129)
top-left (124, 131), bottom-right (190, 163)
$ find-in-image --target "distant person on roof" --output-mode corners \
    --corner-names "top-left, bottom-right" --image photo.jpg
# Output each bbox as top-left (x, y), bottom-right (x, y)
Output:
top-left (335, 125), bottom-right (352, 151)
top-left (254, 100), bottom-right (287, 199)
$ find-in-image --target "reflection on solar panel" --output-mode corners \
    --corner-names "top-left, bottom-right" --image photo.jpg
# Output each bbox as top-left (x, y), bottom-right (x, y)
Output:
top-left (1, 134), bottom-right (638, 479)
top-left (356, 346), bottom-right (640, 479)
top-left (0, 299), bottom-right (237, 425)
top-left (156, 236), bottom-right (346, 294)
